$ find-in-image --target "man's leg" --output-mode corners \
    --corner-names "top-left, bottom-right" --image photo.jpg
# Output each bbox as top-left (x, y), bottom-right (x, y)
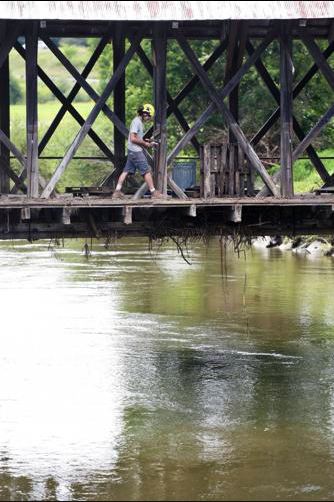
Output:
top-left (143, 171), bottom-right (164, 199)
top-left (112, 171), bottom-right (128, 199)
top-left (116, 171), bottom-right (128, 191)
top-left (143, 171), bottom-right (155, 191)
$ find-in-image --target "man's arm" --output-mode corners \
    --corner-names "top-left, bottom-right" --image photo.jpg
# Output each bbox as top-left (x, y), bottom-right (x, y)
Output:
top-left (130, 132), bottom-right (152, 149)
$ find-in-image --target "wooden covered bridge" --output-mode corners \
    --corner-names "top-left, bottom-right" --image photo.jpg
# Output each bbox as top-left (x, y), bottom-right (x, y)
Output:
top-left (0, 1), bottom-right (334, 240)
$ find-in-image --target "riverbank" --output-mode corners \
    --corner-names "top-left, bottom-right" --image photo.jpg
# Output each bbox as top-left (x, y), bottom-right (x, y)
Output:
top-left (253, 235), bottom-right (334, 257)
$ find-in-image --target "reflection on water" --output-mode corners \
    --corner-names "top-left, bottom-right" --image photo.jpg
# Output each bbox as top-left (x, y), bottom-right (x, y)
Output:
top-left (0, 238), bottom-right (334, 500)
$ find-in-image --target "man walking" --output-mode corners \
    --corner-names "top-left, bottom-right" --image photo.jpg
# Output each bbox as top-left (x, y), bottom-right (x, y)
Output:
top-left (112, 104), bottom-right (163, 199)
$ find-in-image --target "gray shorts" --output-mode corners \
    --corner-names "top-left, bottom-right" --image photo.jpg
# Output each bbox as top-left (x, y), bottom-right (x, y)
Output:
top-left (124, 150), bottom-right (150, 177)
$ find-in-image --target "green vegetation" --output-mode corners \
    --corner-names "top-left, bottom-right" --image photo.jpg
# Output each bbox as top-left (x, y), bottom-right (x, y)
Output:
top-left (7, 38), bottom-right (334, 191)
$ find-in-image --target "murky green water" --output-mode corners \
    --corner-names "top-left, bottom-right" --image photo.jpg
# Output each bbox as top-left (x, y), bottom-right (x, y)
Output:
top-left (0, 237), bottom-right (334, 501)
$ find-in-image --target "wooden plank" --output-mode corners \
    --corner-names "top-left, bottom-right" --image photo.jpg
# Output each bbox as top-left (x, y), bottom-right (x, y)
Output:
top-left (0, 21), bottom-right (10, 193)
top-left (247, 159), bottom-right (255, 196)
top-left (203, 144), bottom-right (211, 198)
top-left (167, 26), bottom-right (278, 167)
top-left (229, 145), bottom-right (235, 195)
top-left (280, 23), bottom-right (293, 197)
top-left (41, 25), bottom-right (148, 199)
top-left (238, 145), bottom-right (245, 197)
top-left (220, 145), bottom-right (227, 196)
top-left (26, 21), bottom-right (39, 198)
top-left (176, 31), bottom-right (279, 197)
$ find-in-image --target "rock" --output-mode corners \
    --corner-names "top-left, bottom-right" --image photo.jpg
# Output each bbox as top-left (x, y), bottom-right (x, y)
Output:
top-left (306, 240), bottom-right (332, 256)
top-left (252, 236), bottom-right (271, 248)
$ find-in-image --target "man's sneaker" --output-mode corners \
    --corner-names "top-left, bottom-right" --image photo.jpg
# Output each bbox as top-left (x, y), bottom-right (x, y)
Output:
top-left (112, 190), bottom-right (125, 200)
top-left (151, 190), bottom-right (165, 200)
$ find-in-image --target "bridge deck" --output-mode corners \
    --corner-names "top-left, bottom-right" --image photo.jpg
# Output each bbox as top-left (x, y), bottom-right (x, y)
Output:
top-left (0, 194), bottom-right (334, 240)
top-left (0, 194), bottom-right (333, 209)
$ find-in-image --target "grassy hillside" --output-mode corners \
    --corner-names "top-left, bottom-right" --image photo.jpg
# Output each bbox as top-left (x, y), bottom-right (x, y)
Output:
top-left (10, 42), bottom-right (100, 103)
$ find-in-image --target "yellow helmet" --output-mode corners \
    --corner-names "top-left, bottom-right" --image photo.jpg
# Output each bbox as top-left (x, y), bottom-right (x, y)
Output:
top-left (141, 103), bottom-right (155, 118)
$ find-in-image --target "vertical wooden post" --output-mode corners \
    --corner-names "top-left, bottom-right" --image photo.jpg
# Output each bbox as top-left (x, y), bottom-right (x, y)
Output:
top-left (26, 21), bottom-right (39, 197)
top-left (152, 22), bottom-right (168, 194)
top-left (225, 22), bottom-right (239, 144)
top-left (280, 22), bottom-right (294, 197)
top-left (0, 21), bottom-right (10, 194)
top-left (225, 22), bottom-right (247, 144)
top-left (113, 23), bottom-right (126, 183)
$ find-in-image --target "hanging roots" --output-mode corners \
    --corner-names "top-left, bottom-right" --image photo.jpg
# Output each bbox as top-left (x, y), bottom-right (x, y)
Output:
top-left (147, 217), bottom-right (253, 265)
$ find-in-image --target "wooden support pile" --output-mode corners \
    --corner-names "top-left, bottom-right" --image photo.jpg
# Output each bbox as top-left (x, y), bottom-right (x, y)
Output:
top-left (200, 144), bottom-right (254, 198)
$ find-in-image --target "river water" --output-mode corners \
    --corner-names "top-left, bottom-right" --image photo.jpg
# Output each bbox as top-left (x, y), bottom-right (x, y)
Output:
top-left (0, 237), bottom-right (334, 501)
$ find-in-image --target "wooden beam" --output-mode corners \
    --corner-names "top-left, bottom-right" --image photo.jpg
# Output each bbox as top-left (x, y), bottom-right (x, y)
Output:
top-left (292, 103), bottom-right (334, 161)
top-left (228, 204), bottom-right (242, 223)
top-left (203, 144), bottom-right (211, 198)
top-left (15, 42), bottom-right (115, 163)
top-left (167, 25), bottom-right (278, 166)
top-left (122, 206), bottom-right (132, 225)
top-left (113, 24), bottom-right (126, 181)
top-left (225, 21), bottom-right (248, 143)
top-left (0, 21), bottom-right (22, 70)
top-left (133, 173), bottom-right (189, 200)
top-left (247, 40), bottom-right (331, 188)
top-left (20, 207), bottom-right (31, 221)
top-left (26, 21), bottom-right (39, 197)
top-left (250, 41), bottom-right (334, 147)
top-left (132, 182), bottom-right (148, 200)
top-left (61, 207), bottom-right (71, 225)
top-left (280, 23), bottom-right (294, 197)
top-left (38, 26), bottom-right (114, 156)
top-left (0, 129), bottom-right (26, 166)
top-left (40, 34), bottom-right (129, 142)
top-left (0, 21), bottom-right (10, 193)
top-left (167, 175), bottom-right (188, 199)
top-left (153, 23), bottom-right (168, 194)
top-left (41, 25), bottom-right (148, 198)
top-left (176, 30), bottom-right (279, 197)
top-left (185, 204), bottom-right (196, 217)
top-left (298, 26), bottom-right (334, 91)
top-left (0, 158), bottom-right (27, 193)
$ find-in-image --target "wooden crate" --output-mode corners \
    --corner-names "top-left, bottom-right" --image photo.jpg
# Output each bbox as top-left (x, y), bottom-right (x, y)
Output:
top-left (200, 144), bottom-right (254, 198)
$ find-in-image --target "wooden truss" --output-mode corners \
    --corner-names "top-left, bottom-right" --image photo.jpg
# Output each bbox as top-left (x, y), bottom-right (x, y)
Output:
top-left (0, 20), bottom-right (333, 199)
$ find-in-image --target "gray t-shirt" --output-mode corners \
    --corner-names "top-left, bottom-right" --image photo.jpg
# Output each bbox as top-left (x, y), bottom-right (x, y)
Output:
top-left (128, 116), bottom-right (144, 152)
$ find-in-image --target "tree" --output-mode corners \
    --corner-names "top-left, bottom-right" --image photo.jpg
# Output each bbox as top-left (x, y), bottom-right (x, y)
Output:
top-left (10, 73), bottom-right (23, 104)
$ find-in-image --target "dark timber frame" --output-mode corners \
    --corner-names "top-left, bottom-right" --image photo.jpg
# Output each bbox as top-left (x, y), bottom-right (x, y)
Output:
top-left (0, 17), bottom-right (334, 239)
